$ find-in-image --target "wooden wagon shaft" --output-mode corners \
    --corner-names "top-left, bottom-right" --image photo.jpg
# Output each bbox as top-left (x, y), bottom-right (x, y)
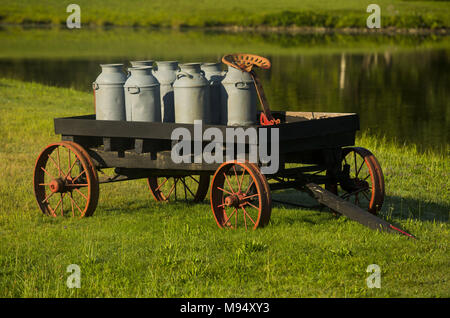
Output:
top-left (305, 183), bottom-right (416, 238)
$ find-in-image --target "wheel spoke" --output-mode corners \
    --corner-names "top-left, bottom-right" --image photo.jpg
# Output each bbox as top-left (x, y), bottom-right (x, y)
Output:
top-left (155, 177), bottom-right (169, 192)
top-left (57, 147), bottom-right (62, 177)
top-left (48, 153), bottom-right (64, 178)
top-left (217, 186), bottom-right (233, 195)
top-left (41, 191), bottom-right (55, 204)
top-left (245, 201), bottom-right (259, 210)
top-left (165, 179), bottom-right (177, 200)
top-left (68, 148), bottom-right (71, 177)
top-left (239, 169), bottom-right (246, 192)
top-left (41, 166), bottom-right (55, 180)
top-left (242, 206), bottom-right (256, 226)
top-left (68, 192), bottom-right (84, 216)
top-left (174, 178), bottom-right (178, 200)
top-left (223, 209), bottom-right (236, 226)
top-left (241, 193), bottom-right (259, 201)
top-left (188, 175), bottom-right (199, 184)
top-left (356, 159), bottom-right (365, 178)
top-left (74, 188), bottom-right (88, 201)
top-left (362, 190), bottom-right (371, 201)
top-left (341, 186), bottom-right (369, 199)
top-left (71, 169), bottom-right (87, 184)
top-left (51, 194), bottom-right (64, 215)
top-left (224, 173), bottom-right (235, 194)
top-left (232, 166), bottom-right (241, 192)
top-left (180, 177), bottom-right (195, 198)
top-left (244, 179), bottom-right (254, 196)
top-left (64, 157), bottom-right (79, 181)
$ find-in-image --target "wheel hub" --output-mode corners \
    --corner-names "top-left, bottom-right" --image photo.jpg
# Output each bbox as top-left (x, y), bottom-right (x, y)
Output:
top-left (49, 178), bottom-right (65, 193)
top-left (224, 195), bottom-right (240, 207)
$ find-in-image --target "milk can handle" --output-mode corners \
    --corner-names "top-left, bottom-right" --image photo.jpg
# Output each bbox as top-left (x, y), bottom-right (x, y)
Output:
top-left (127, 86), bottom-right (140, 94)
top-left (92, 82), bottom-right (99, 90)
top-left (177, 71), bottom-right (193, 79)
top-left (235, 81), bottom-right (249, 89)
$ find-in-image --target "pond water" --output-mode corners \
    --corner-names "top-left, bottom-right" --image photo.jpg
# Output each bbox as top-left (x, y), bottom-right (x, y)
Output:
top-left (0, 28), bottom-right (448, 153)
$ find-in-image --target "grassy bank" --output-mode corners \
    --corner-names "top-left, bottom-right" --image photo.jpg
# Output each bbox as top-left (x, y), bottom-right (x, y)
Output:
top-left (1, 27), bottom-right (449, 60)
top-left (0, 0), bottom-right (449, 29)
top-left (0, 79), bottom-right (449, 297)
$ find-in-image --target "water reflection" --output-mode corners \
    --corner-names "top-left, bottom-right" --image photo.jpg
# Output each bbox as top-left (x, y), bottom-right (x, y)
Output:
top-left (0, 49), bottom-right (448, 152)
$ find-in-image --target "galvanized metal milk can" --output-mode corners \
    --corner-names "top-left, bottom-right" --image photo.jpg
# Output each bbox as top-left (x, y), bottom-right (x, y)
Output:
top-left (93, 64), bottom-right (127, 121)
top-left (130, 60), bottom-right (154, 67)
top-left (153, 61), bottom-right (178, 123)
top-left (221, 65), bottom-right (257, 126)
top-left (201, 62), bottom-right (226, 125)
top-left (173, 63), bottom-right (210, 124)
top-left (124, 66), bottom-right (161, 122)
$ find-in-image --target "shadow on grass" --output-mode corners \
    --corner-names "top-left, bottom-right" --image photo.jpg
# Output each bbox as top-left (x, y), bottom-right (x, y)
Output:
top-left (272, 189), bottom-right (448, 222)
top-left (381, 195), bottom-right (449, 223)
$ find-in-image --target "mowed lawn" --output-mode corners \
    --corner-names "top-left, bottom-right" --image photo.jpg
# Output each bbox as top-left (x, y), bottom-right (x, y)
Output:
top-left (0, 79), bottom-right (448, 297)
top-left (0, 0), bottom-right (449, 28)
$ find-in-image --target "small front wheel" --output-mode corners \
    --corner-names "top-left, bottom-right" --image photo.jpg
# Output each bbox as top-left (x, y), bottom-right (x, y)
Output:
top-left (33, 141), bottom-right (99, 218)
top-left (210, 161), bottom-right (271, 230)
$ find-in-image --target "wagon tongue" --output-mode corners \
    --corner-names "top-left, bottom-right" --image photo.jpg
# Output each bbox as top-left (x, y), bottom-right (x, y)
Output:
top-left (305, 183), bottom-right (416, 239)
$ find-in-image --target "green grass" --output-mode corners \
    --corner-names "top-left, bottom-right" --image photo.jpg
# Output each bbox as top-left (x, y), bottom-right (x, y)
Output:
top-left (0, 0), bottom-right (449, 29)
top-left (0, 79), bottom-right (449, 297)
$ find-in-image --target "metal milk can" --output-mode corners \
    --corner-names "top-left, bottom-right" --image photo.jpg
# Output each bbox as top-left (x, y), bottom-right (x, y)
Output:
top-left (221, 65), bottom-right (257, 126)
top-left (93, 64), bottom-right (127, 121)
top-left (201, 62), bottom-right (226, 125)
top-left (124, 66), bottom-right (161, 122)
top-left (153, 61), bottom-right (178, 123)
top-left (173, 63), bottom-right (210, 124)
top-left (130, 60), bottom-right (154, 67)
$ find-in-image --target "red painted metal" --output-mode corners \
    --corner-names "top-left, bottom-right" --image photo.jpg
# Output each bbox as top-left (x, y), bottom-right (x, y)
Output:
top-left (338, 147), bottom-right (385, 215)
top-left (210, 160), bottom-right (271, 230)
top-left (33, 141), bottom-right (99, 218)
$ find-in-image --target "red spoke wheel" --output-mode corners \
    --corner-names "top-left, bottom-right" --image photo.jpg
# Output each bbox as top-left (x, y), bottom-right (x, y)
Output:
top-left (210, 161), bottom-right (271, 230)
top-left (33, 141), bottom-right (99, 218)
top-left (147, 175), bottom-right (210, 202)
top-left (333, 147), bottom-right (385, 215)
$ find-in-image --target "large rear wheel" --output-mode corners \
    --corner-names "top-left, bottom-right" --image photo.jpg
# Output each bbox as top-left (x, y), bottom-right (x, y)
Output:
top-left (330, 147), bottom-right (385, 215)
top-left (147, 175), bottom-right (210, 202)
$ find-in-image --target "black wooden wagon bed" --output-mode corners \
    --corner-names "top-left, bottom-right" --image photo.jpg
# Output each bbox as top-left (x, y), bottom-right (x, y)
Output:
top-left (33, 110), bottom-right (414, 237)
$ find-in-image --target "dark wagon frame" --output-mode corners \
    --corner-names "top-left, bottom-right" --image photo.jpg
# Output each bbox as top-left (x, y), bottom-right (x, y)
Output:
top-left (33, 110), bottom-right (413, 237)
